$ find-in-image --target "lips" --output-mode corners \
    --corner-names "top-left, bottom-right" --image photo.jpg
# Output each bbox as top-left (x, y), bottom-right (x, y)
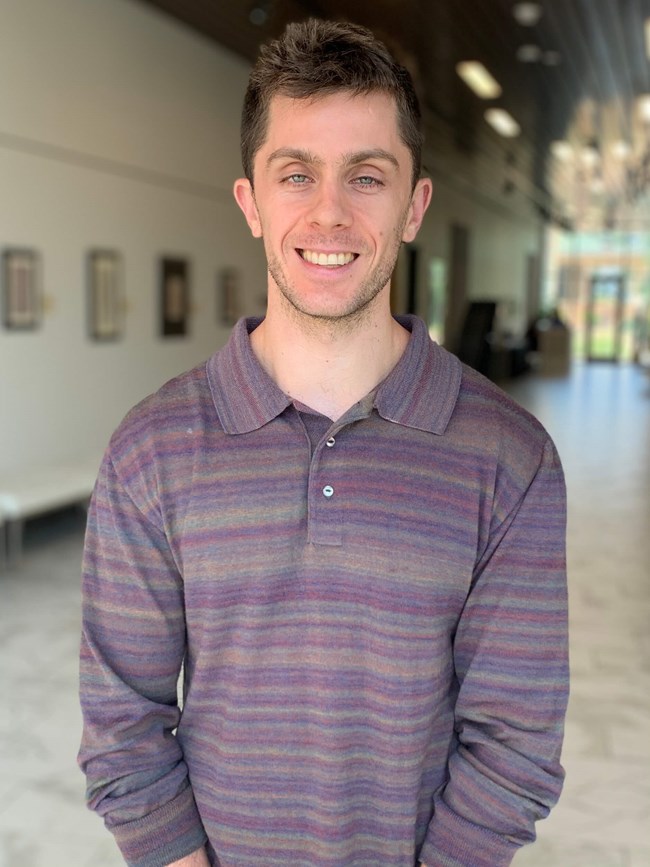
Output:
top-left (298, 249), bottom-right (357, 267)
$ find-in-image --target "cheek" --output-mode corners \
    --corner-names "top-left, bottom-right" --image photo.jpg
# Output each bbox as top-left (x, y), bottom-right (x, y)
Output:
top-left (263, 226), bottom-right (293, 261)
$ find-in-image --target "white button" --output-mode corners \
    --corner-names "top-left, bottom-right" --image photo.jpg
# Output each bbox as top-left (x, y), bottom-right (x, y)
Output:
top-left (326, 436), bottom-right (336, 448)
top-left (322, 485), bottom-right (334, 498)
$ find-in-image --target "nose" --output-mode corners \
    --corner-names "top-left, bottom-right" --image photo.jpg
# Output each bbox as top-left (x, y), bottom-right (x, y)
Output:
top-left (307, 178), bottom-right (352, 230)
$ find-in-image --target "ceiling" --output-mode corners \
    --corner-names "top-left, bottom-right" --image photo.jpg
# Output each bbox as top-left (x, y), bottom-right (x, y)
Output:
top-left (138, 0), bottom-right (650, 231)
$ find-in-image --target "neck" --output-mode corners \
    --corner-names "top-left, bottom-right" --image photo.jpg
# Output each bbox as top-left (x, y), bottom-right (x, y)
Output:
top-left (251, 294), bottom-right (410, 421)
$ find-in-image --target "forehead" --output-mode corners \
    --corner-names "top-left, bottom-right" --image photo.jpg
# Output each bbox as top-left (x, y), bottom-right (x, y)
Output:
top-left (259, 91), bottom-right (407, 162)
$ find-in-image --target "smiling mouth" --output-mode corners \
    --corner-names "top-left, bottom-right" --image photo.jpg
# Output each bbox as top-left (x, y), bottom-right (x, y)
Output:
top-left (298, 249), bottom-right (358, 267)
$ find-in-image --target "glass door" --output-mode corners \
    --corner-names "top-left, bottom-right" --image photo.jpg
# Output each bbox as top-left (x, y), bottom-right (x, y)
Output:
top-left (586, 274), bottom-right (625, 362)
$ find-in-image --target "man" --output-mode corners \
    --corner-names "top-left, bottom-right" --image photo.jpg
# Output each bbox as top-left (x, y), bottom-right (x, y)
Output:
top-left (79, 19), bottom-right (569, 867)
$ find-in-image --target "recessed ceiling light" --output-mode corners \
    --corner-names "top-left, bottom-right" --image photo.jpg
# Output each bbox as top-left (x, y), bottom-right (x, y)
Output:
top-left (551, 140), bottom-right (574, 161)
top-left (456, 62), bottom-right (502, 99)
top-left (543, 50), bottom-right (562, 66)
top-left (512, 3), bottom-right (543, 27)
top-left (485, 108), bottom-right (521, 138)
top-left (248, 5), bottom-right (269, 26)
top-left (581, 145), bottom-right (600, 168)
top-left (612, 140), bottom-right (631, 160)
top-left (517, 44), bottom-right (542, 62)
top-left (590, 175), bottom-right (606, 195)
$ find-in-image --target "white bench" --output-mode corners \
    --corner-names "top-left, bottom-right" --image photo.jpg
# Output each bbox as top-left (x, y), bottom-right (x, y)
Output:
top-left (0, 456), bottom-right (101, 569)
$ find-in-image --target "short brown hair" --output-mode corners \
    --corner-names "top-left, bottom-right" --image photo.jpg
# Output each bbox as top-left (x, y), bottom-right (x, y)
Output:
top-left (241, 19), bottom-right (423, 189)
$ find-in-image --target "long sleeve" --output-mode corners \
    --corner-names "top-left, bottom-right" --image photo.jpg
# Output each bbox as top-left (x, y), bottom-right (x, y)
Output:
top-left (78, 446), bottom-right (208, 867)
top-left (419, 437), bottom-right (569, 867)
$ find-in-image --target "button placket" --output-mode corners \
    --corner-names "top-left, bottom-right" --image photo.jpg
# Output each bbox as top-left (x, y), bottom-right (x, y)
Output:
top-left (322, 430), bottom-right (339, 498)
top-left (306, 427), bottom-right (344, 545)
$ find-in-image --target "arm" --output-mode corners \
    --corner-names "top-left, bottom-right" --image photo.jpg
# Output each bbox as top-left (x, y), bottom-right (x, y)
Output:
top-left (419, 438), bottom-right (569, 867)
top-left (78, 450), bottom-right (208, 866)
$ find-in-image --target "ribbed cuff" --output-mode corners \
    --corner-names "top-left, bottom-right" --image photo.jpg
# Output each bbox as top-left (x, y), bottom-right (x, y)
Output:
top-left (419, 799), bottom-right (518, 867)
top-left (110, 785), bottom-right (208, 867)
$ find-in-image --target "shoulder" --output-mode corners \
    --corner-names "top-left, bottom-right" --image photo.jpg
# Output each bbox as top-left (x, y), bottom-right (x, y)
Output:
top-left (104, 359), bottom-right (219, 486)
top-left (120, 361), bottom-right (213, 436)
top-left (450, 363), bottom-right (561, 487)
top-left (456, 363), bottom-right (550, 445)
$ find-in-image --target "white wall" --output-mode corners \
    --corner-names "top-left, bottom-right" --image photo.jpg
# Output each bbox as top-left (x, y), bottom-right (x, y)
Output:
top-left (0, 0), bottom-right (266, 475)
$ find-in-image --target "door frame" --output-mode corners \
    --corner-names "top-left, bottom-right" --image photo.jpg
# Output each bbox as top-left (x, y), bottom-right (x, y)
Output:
top-left (586, 273), bottom-right (625, 362)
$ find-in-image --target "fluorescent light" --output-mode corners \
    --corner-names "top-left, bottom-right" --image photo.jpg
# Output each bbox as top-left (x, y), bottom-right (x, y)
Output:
top-left (485, 108), bottom-right (521, 138)
top-left (456, 62), bottom-right (502, 99)
top-left (646, 18), bottom-right (650, 59)
top-left (551, 140), bottom-right (574, 161)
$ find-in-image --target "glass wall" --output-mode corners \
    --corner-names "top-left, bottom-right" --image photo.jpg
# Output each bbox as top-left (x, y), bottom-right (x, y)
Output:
top-left (544, 227), bottom-right (650, 362)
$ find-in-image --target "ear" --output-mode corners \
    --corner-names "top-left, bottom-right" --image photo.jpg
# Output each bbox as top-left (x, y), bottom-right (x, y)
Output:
top-left (233, 178), bottom-right (262, 238)
top-left (401, 178), bottom-right (433, 243)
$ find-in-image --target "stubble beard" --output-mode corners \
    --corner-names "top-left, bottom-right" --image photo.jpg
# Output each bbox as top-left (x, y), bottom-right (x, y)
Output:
top-left (265, 218), bottom-right (409, 336)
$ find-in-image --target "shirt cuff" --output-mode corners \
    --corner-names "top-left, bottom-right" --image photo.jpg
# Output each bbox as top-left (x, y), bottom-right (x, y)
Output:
top-left (110, 784), bottom-right (208, 867)
top-left (419, 799), bottom-right (518, 867)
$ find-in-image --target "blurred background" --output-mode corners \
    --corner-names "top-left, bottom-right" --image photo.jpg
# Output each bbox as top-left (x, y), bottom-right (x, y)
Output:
top-left (1, 1), bottom-right (649, 865)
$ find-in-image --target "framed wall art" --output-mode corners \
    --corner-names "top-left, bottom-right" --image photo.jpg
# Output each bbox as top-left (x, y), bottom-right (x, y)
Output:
top-left (219, 267), bottom-right (241, 326)
top-left (160, 257), bottom-right (189, 337)
top-left (87, 249), bottom-right (122, 341)
top-left (2, 248), bottom-right (40, 331)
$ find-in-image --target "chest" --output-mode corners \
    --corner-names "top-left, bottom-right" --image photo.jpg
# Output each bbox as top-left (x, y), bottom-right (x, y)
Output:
top-left (163, 419), bottom-right (487, 636)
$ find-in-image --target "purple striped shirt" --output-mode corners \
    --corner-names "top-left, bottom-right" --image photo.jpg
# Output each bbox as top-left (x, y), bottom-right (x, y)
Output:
top-left (79, 315), bottom-right (568, 867)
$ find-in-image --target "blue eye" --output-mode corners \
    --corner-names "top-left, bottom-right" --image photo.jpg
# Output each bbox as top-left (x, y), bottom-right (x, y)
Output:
top-left (286, 174), bottom-right (309, 184)
top-left (354, 176), bottom-right (383, 188)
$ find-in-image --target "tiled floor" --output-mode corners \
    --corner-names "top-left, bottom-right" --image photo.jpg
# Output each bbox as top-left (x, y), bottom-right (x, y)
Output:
top-left (1, 362), bottom-right (648, 867)
top-left (507, 364), bottom-right (650, 867)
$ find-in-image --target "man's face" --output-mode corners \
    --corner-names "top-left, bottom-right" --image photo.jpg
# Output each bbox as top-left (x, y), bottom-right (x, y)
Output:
top-left (234, 91), bottom-right (431, 324)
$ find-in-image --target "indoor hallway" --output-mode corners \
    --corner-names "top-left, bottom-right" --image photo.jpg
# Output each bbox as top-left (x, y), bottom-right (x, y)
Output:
top-left (0, 362), bottom-right (649, 867)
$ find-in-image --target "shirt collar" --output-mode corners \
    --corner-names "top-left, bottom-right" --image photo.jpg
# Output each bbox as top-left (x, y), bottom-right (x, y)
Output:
top-left (374, 315), bottom-right (462, 435)
top-left (207, 315), bottom-right (462, 436)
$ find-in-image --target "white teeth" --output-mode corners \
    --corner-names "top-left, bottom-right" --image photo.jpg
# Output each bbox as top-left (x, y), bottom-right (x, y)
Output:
top-left (301, 250), bottom-right (355, 267)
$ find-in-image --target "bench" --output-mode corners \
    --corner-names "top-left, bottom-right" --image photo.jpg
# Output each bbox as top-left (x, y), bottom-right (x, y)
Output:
top-left (0, 456), bottom-right (101, 569)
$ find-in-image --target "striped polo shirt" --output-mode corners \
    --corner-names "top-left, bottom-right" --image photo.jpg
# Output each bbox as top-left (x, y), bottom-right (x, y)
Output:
top-left (79, 315), bottom-right (568, 867)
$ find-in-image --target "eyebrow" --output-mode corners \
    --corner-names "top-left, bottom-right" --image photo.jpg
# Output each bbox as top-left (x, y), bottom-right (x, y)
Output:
top-left (343, 149), bottom-right (400, 170)
top-left (266, 148), bottom-right (321, 168)
top-left (266, 147), bottom-right (400, 171)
